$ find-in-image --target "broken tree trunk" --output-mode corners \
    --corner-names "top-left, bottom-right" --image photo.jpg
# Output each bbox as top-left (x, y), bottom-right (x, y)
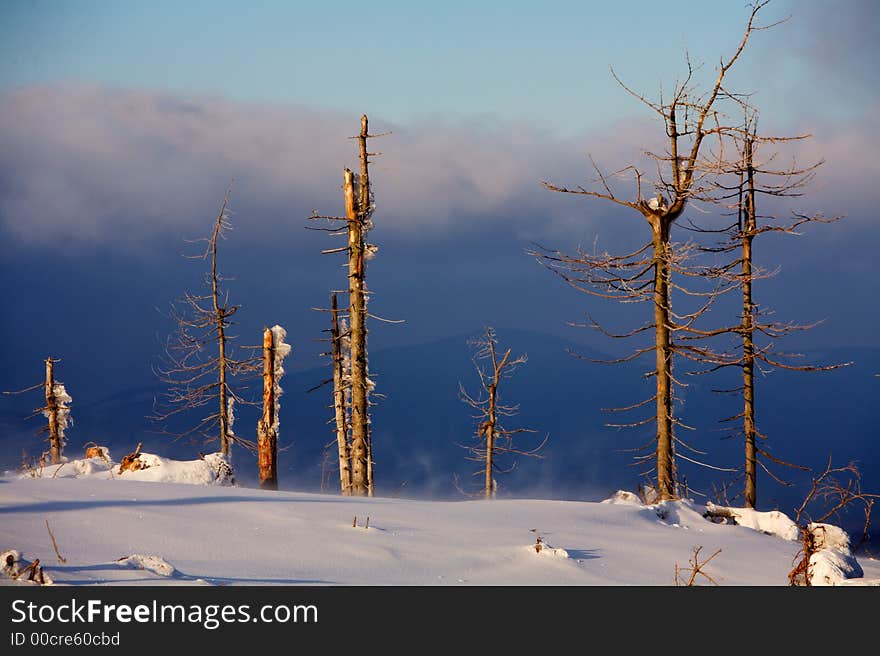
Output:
top-left (44, 358), bottom-right (62, 464)
top-left (330, 293), bottom-right (352, 495)
top-left (118, 442), bottom-right (145, 474)
top-left (257, 327), bottom-right (278, 490)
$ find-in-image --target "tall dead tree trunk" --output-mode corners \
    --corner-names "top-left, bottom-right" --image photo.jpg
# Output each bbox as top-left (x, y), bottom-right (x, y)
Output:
top-left (483, 364), bottom-right (502, 499)
top-left (686, 106), bottom-right (844, 508)
top-left (209, 206), bottom-right (232, 458)
top-left (311, 115), bottom-right (384, 497)
top-left (153, 188), bottom-right (258, 458)
top-left (257, 327), bottom-right (278, 490)
top-left (356, 115), bottom-right (375, 497)
top-left (533, 4), bottom-right (769, 500)
top-left (330, 293), bottom-right (352, 495)
top-left (345, 166), bottom-right (369, 496)
top-left (652, 221), bottom-right (675, 499)
top-left (44, 358), bottom-right (62, 464)
top-left (741, 135), bottom-right (757, 508)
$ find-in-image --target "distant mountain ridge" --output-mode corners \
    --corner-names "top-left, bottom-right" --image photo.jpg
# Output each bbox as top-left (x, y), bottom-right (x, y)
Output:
top-left (3, 330), bottom-right (877, 532)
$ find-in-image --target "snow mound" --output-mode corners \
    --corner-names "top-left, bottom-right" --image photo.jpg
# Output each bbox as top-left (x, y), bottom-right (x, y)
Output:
top-left (116, 554), bottom-right (176, 577)
top-left (809, 522), bottom-right (850, 551)
top-left (534, 545), bottom-right (569, 558)
top-left (650, 500), bottom-right (707, 529)
top-left (118, 452), bottom-right (234, 486)
top-left (601, 490), bottom-right (643, 506)
top-left (21, 455), bottom-right (114, 479)
top-left (704, 503), bottom-right (799, 541)
top-left (532, 539), bottom-right (569, 558)
top-left (807, 522), bottom-right (863, 586)
top-left (2, 549), bottom-right (54, 585)
top-left (2, 549), bottom-right (22, 577)
top-left (838, 578), bottom-right (880, 587)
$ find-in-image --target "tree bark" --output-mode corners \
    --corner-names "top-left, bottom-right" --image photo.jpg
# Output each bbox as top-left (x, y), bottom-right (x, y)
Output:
top-left (345, 166), bottom-right (369, 496)
top-left (44, 358), bottom-right (62, 465)
top-left (485, 382), bottom-right (496, 499)
top-left (330, 293), bottom-right (352, 495)
top-left (210, 211), bottom-right (231, 458)
top-left (652, 220), bottom-right (675, 500)
top-left (357, 115), bottom-right (375, 498)
top-left (257, 327), bottom-right (277, 489)
top-left (742, 135), bottom-right (757, 508)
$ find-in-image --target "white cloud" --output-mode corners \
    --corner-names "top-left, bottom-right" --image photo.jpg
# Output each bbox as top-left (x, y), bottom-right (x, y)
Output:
top-left (0, 84), bottom-right (874, 253)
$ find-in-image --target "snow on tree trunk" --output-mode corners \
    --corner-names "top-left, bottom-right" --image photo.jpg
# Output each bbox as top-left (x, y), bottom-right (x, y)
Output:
top-left (331, 297), bottom-right (352, 495)
top-left (270, 325), bottom-right (291, 431)
top-left (257, 325), bottom-right (290, 490)
top-left (43, 358), bottom-right (71, 464)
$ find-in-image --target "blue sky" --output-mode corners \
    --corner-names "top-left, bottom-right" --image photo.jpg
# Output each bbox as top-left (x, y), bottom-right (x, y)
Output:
top-left (1, 0), bottom-right (848, 134)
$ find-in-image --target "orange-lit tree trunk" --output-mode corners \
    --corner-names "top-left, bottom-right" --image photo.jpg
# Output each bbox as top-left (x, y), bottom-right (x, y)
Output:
top-left (44, 358), bottom-right (62, 464)
top-left (741, 135), bottom-right (757, 508)
top-left (257, 327), bottom-right (277, 489)
top-left (344, 167), bottom-right (369, 496)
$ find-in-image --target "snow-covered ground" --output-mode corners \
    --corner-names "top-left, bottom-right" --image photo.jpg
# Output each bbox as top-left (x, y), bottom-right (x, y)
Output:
top-left (2, 460), bottom-right (879, 586)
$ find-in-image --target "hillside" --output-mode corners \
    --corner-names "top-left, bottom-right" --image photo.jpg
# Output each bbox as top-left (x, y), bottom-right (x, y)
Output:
top-left (2, 471), bottom-right (879, 586)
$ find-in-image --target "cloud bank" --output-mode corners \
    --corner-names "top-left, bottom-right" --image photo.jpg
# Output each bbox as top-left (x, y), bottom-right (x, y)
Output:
top-left (0, 83), bottom-right (875, 255)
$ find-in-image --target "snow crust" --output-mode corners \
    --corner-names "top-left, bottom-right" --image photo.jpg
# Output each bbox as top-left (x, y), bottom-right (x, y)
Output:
top-left (24, 454), bottom-right (113, 479)
top-left (2, 476), bottom-right (877, 586)
top-left (116, 554), bottom-right (176, 577)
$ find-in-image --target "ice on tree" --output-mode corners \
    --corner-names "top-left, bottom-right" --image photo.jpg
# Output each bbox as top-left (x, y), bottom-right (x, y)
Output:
top-left (270, 324), bottom-right (291, 434)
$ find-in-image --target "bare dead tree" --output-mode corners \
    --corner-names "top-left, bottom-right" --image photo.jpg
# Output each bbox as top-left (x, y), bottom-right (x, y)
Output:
top-left (459, 327), bottom-right (546, 498)
top-left (3, 357), bottom-right (73, 464)
top-left (531, 2), bottom-right (774, 500)
top-left (152, 187), bottom-right (259, 459)
top-left (681, 107), bottom-right (846, 508)
top-left (310, 115), bottom-right (389, 496)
